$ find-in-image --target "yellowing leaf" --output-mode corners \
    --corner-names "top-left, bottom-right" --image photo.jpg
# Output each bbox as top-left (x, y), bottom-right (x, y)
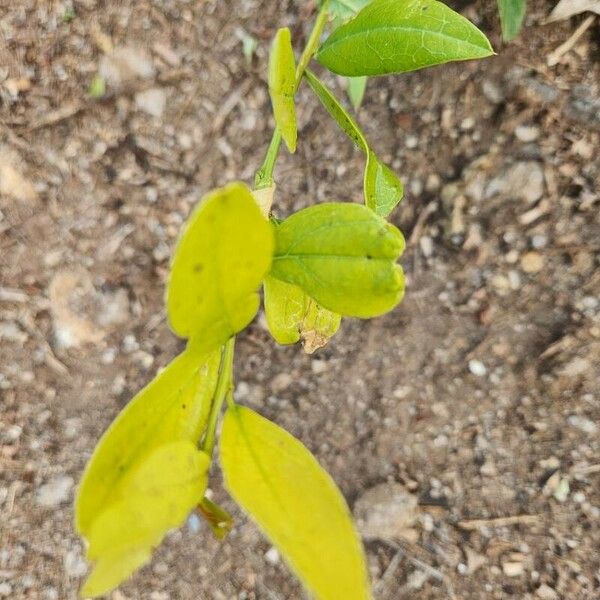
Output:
top-left (220, 406), bottom-right (371, 600)
top-left (271, 202), bottom-right (405, 318)
top-left (304, 69), bottom-right (403, 217)
top-left (167, 182), bottom-right (274, 353)
top-left (76, 347), bottom-right (220, 539)
top-left (264, 275), bottom-right (341, 352)
top-left (198, 496), bottom-right (234, 540)
top-left (82, 441), bottom-right (210, 597)
top-left (269, 28), bottom-right (297, 153)
top-left (317, 0), bottom-right (494, 77)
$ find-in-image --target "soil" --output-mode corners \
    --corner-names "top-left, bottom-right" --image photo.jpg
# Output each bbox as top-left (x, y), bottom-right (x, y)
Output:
top-left (1, 0), bottom-right (599, 599)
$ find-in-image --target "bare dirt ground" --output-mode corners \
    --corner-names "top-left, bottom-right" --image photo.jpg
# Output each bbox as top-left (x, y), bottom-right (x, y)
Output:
top-left (1, 0), bottom-right (599, 598)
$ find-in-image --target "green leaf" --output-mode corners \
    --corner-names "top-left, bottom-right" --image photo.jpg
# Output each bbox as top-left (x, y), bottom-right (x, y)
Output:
top-left (88, 74), bottom-right (106, 98)
top-left (81, 441), bottom-right (210, 597)
top-left (317, 0), bottom-right (494, 77)
top-left (322, 0), bottom-right (372, 21)
top-left (347, 75), bottom-right (368, 110)
top-left (264, 275), bottom-right (341, 353)
top-left (304, 70), bottom-right (403, 217)
top-left (76, 347), bottom-right (221, 537)
top-left (220, 405), bottom-right (371, 600)
top-left (497, 0), bottom-right (526, 41)
top-left (167, 182), bottom-right (274, 353)
top-left (269, 27), bottom-right (298, 153)
top-left (270, 202), bottom-right (405, 318)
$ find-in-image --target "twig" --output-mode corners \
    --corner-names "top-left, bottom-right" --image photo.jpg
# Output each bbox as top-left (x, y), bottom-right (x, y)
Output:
top-left (211, 78), bottom-right (254, 134)
top-left (408, 200), bottom-right (438, 246)
top-left (375, 549), bottom-right (403, 593)
top-left (547, 15), bottom-right (596, 67)
top-left (457, 514), bottom-right (540, 530)
top-left (571, 464), bottom-right (600, 476)
top-left (27, 103), bottom-right (83, 131)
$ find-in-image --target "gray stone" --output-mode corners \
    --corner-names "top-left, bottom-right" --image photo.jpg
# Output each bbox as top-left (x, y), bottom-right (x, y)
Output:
top-left (354, 482), bottom-right (418, 542)
top-left (36, 475), bottom-right (74, 507)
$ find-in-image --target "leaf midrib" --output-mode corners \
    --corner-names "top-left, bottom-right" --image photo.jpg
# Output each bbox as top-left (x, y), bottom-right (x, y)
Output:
top-left (320, 23), bottom-right (491, 59)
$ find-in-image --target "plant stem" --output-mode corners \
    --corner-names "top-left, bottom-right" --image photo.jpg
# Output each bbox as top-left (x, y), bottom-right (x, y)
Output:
top-left (201, 337), bottom-right (236, 455)
top-left (254, 0), bottom-right (330, 189)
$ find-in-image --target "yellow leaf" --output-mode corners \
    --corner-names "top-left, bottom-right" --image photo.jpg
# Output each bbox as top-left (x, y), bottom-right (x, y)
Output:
top-left (81, 441), bottom-right (210, 597)
top-left (269, 28), bottom-right (297, 153)
top-left (263, 276), bottom-right (340, 352)
top-left (76, 347), bottom-right (220, 537)
top-left (220, 406), bottom-right (372, 600)
top-left (167, 182), bottom-right (274, 354)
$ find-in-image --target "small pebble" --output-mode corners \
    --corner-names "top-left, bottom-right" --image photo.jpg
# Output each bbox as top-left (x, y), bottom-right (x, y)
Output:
top-left (405, 135), bottom-right (418, 149)
top-left (468, 359), bottom-right (487, 377)
top-left (265, 547), bottom-right (280, 565)
top-left (503, 561), bottom-right (524, 577)
top-left (536, 584), bottom-right (559, 600)
top-left (420, 236), bottom-right (434, 258)
top-left (521, 251), bottom-right (544, 273)
top-left (36, 475), bottom-right (74, 507)
top-left (515, 125), bottom-right (540, 142)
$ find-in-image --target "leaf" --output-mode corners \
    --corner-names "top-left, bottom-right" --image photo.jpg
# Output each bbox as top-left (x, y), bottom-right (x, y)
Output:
top-left (269, 28), bottom-right (298, 153)
top-left (324, 0), bottom-right (372, 21)
top-left (81, 441), bottom-right (210, 597)
top-left (548, 0), bottom-right (600, 22)
top-left (497, 0), bottom-right (526, 41)
top-left (304, 69), bottom-right (403, 217)
top-left (167, 182), bottom-right (274, 353)
top-left (88, 74), bottom-right (106, 98)
top-left (263, 275), bottom-right (341, 352)
top-left (252, 184), bottom-right (276, 218)
top-left (76, 347), bottom-right (221, 538)
top-left (270, 202), bottom-right (405, 318)
top-left (220, 405), bottom-right (371, 600)
top-left (347, 75), bottom-right (368, 110)
top-left (317, 0), bottom-right (494, 77)
top-left (197, 496), bottom-right (234, 540)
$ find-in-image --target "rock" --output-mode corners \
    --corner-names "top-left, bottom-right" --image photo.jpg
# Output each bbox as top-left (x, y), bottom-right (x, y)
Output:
top-left (0, 582), bottom-right (12, 597)
top-left (560, 358), bottom-right (590, 378)
top-left (567, 415), bottom-right (597, 435)
top-left (49, 270), bottom-right (105, 349)
top-left (271, 373), bottom-right (293, 393)
top-left (96, 287), bottom-right (130, 328)
top-left (135, 87), bottom-right (167, 117)
top-left (536, 584), bottom-right (559, 600)
top-left (311, 359), bottom-right (328, 375)
top-left (553, 478), bottom-right (570, 503)
top-left (0, 321), bottom-right (28, 344)
top-left (0, 146), bottom-right (38, 203)
top-left (482, 79), bottom-right (504, 104)
top-left (520, 251), bottom-right (545, 274)
top-left (503, 561), bottom-right (524, 577)
top-left (354, 482), bottom-right (418, 542)
top-left (64, 548), bottom-right (87, 578)
top-left (468, 359), bottom-right (487, 377)
top-left (515, 125), bottom-right (540, 142)
top-left (465, 547), bottom-right (487, 574)
top-left (264, 547), bottom-right (280, 565)
top-left (420, 236), bottom-right (434, 257)
top-left (99, 46), bottom-right (156, 90)
top-left (36, 475), bottom-right (74, 507)
top-left (486, 161), bottom-right (545, 205)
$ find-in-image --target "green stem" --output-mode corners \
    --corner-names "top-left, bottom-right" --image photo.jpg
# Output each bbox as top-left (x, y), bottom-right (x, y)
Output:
top-left (201, 337), bottom-right (236, 455)
top-left (254, 0), bottom-right (330, 189)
